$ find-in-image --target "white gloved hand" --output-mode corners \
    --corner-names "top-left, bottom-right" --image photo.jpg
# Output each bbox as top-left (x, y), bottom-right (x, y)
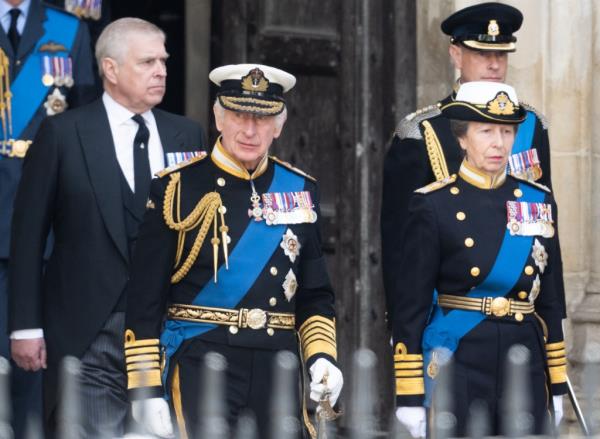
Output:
top-left (553, 395), bottom-right (564, 426)
top-left (308, 358), bottom-right (343, 406)
top-left (396, 406), bottom-right (426, 438)
top-left (131, 397), bottom-right (174, 438)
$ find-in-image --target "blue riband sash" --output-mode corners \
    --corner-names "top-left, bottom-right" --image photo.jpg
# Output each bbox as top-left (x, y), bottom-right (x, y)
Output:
top-left (511, 111), bottom-right (535, 155)
top-left (422, 181), bottom-right (545, 406)
top-left (160, 163), bottom-right (304, 392)
top-left (0, 9), bottom-right (78, 161)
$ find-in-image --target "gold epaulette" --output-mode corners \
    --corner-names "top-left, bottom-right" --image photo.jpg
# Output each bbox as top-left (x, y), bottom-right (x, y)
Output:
top-left (155, 151), bottom-right (208, 178)
top-left (546, 340), bottom-right (567, 384)
top-left (510, 174), bottom-right (551, 193)
top-left (394, 342), bottom-right (424, 395)
top-left (124, 329), bottom-right (162, 390)
top-left (414, 174), bottom-right (457, 194)
top-left (298, 315), bottom-right (337, 362)
top-left (270, 156), bottom-right (316, 182)
top-left (394, 103), bottom-right (442, 140)
top-left (521, 102), bottom-right (549, 129)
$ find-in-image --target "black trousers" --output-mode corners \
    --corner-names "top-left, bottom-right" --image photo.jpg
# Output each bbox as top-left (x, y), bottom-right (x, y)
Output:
top-left (170, 339), bottom-right (302, 439)
top-left (433, 317), bottom-right (550, 436)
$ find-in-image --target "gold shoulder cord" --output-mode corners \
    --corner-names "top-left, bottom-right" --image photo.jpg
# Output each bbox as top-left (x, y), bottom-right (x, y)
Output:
top-left (422, 120), bottom-right (450, 181)
top-left (0, 48), bottom-right (12, 147)
top-left (163, 172), bottom-right (229, 283)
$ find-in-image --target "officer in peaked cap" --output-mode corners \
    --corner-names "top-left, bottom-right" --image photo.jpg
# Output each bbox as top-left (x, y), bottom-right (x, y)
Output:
top-left (381, 1), bottom-right (565, 357)
top-left (124, 64), bottom-right (343, 438)
top-left (392, 81), bottom-right (567, 437)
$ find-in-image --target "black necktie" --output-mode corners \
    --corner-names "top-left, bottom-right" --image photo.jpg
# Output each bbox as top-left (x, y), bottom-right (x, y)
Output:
top-left (132, 114), bottom-right (151, 210)
top-left (7, 9), bottom-right (20, 53)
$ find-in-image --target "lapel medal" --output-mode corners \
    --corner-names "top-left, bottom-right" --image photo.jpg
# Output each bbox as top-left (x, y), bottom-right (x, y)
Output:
top-left (282, 269), bottom-right (298, 302)
top-left (531, 238), bottom-right (548, 273)
top-left (506, 200), bottom-right (554, 238)
top-left (280, 228), bottom-right (301, 263)
top-left (509, 148), bottom-right (543, 181)
top-left (44, 88), bottom-right (68, 116)
top-left (261, 190), bottom-right (317, 225)
top-left (529, 274), bottom-right (541, 303)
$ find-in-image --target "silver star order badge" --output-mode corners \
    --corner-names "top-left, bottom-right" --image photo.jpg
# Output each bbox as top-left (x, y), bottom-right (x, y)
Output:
top-left (529, 274), bottom-right (541, 304)
top-left (44, 88), bottom-right (68, 116)
top-left (280, 228), bottom-right (301, 263)
top-left (531, 238), bottom-right (548, 273)
top-left (282, 269), bottom-right (298, 302)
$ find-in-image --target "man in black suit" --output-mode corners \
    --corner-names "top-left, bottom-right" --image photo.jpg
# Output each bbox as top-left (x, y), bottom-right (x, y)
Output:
top-left (0, 0), bottom-right (95, 436)
top-left (8, 17), bottom-right (205, 437)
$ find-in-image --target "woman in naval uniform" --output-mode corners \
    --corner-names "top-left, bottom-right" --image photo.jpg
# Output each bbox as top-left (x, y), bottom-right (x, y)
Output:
top-left (391, 81), bottom-right (567, 437)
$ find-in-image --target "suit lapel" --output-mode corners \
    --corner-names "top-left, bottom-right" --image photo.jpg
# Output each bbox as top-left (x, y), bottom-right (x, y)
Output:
top-left (78, 100), bottom-right (129, 263)
top-left (17, 0), bottom-right (44, 62)
top-left (153, 109), bottom-right (186, 159)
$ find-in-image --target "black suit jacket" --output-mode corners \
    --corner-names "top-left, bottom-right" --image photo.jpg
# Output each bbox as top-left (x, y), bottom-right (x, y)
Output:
top-left (0, 0), bottom-right (97, 259)
top-left (8, 98), bottom-right (205, 413)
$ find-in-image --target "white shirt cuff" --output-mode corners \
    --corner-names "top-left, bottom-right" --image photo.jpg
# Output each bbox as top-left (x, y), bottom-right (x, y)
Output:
top-left (10, 329), bottom-right (44, 340)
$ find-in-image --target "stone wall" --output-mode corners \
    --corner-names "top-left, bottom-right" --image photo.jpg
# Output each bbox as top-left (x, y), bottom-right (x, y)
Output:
top-left (416, 0), bottom-right (600, 429)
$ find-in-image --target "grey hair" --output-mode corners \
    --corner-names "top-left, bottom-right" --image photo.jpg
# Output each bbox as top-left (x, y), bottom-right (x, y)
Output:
top-left (213, 99), bottom-right (288, 130)
top-left (95, 17), bottom-right (165, 78)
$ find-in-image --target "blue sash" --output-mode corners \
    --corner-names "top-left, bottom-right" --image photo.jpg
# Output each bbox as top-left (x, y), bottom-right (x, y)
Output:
top-left (160, 164), bottom-right (305, 391)
top-left (511, 111), bottom-right (535, 155)
top-left (0, 9), bottom-right (78, 160)
top-left (421, 182), bottom-right (545, 406)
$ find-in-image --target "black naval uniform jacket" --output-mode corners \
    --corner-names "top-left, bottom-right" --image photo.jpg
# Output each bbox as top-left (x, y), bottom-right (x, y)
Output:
top-left (392, 162), bottom-right (567, 408)
top-left (125, 144), bottom-right (337, 399)
top-left (380, 93), bottom-right (561, 325)
top-left (0, 0), bottom-right (96, 259)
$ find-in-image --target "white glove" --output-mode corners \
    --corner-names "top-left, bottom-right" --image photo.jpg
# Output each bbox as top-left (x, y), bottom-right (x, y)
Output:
top-left (131, 397), bottom-right (174, 438)
top-left (553, 395), bottom-right (564, 426)
top-left (308, 358), bottom-right (343, 406)
top-left (396, 406), bottom-right (426, 438)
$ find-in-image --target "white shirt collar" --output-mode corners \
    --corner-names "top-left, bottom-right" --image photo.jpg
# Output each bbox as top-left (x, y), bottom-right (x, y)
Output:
top-left (0, 0), bottom-right (31, 22)
top-left (102, 92), bottom-right (154, 127)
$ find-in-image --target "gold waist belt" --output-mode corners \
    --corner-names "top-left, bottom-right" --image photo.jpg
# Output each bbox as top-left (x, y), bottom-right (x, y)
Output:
top-left (167, 303), bottom-right (295, 330)
top-left (437, 294), bottom-right (534, 321)
top-left (0, 140), bottom-right (32, 158)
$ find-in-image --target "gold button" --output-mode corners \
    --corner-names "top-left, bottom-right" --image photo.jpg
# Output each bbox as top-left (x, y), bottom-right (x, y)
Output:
top-left (515, 312), bottom-right (524, 322)
top-left (269, 297), bottom-right (277, 307)
top-left (267, 328), bottom-right (274, 336)
top-left (16, 60), bottom-right (21, 66)
top-left (229, 326), bottom-right (238, 334)
top-left (524, 265), bottom-right (534, 275)
top-left (270, 266), bottom-right (278, 276)
top-left (450, 187), bottom-right (460, 195)
top-left (217, 177), bottom-right (226, 187)
top-left (456, 212), bottom-right (466, 221)
top-left (464, 237), bottom-right (474, 248)
top-left (218, 206), bottom-right (227, 214)
top-left (514, 188), bottom-right (523, 198)
top-left (518, 291), bottom-right (528, 300)
top-left (470, 267), bottom-right (480, 277)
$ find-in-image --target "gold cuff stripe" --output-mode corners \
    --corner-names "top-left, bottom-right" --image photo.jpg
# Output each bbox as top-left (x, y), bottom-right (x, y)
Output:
top-left (124, 330), bottom-right (160, 349)
top-left (302, 340), bottom-right (337, 362)
top-left (547, 358), bottom-right (567, 366)
top-left (302, 332), bottom-right (336, 347)
top-left (395, 362), bottom-right (423, 369)
top-left (546, 341), bottom-right (566, 350)
top-left (549, 365), bottom-right (567, 384)
top-left (546, 349), bottom-right (566, 358)
top-left (125, 346), bottom-right (160, 356)
top-left (300, 322), bottom-right (336, 338)
top-left (127, 362), bottom-right (161, 372)
top-left (395, 370), bottom-right (424, 378)
top-left (127, 369), bottom-right (162, 389)
top-left (394, 353), bottom-right (423, 362)
top-left (299, 316), bottom-right (335, 334)
top-left (126, 354), bottom-right (160, 364)
top-left (396, 378), bottom-right (425, 395)
top-left (303, 338), bottom-right (337, 354)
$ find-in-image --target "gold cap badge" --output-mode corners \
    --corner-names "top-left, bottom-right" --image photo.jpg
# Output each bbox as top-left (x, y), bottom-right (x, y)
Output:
top-left (241, 68), bottom-right (269, 93)
top-left (487, 19), bottom-right (500, 36)
top-left (486, 92), bottom-right (515, 116)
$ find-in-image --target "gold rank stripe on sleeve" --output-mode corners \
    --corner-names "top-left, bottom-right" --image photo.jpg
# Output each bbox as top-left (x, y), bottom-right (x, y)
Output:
top-left (546, 341), bottom-right (567, 384)
top-left (298, 315), bottom-right (337, 362)
top-left (124, 329), bottom-right (162, 389)
top-left (394, 342), bottom-right (424, 396)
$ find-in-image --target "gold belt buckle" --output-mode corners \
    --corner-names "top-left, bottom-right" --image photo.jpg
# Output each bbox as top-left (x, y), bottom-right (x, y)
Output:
top-left (9, 140), bottom-right (32, 158)
top-left (490, 297), bottom-right (510, 317)
top-left (246, 308), bottom-right (267, 329)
